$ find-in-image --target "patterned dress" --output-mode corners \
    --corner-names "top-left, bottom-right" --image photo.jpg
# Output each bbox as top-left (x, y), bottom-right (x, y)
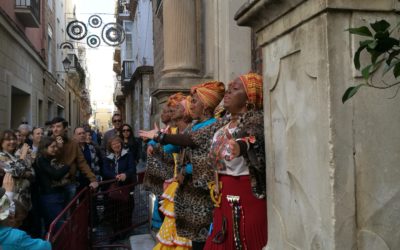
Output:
top-left (0, 151), bottom-right (34, 227)
top-left (153, 127), bottom-right (192, 249)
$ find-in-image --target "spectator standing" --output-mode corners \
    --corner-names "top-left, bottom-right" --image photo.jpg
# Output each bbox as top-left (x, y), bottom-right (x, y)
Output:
top-left (17, 124), bottom-right (32, 147)
top-left (120, 124), bottom-right (139, 163)
top-left (43, 121), bottom-right (53, 137)
top-left (0, 130), bottom-right (34, 228)
top-left (101, 113), bottom-right (123, 154)
top-left (102, 136), bottom-right (136, 234)
top-left (35, 136), bottom-right (70, 232)
top-left (96, 129), bottom-right (102, 145)
top-left (0, 173), bottom-right (51, 250)
top-left (30, 127), bottom-right (44, 159)
top-left (50, 117), bottom-right (98, 203)
top-left (20, 127), bottom-right (43, 238)
top-left (73, 127), bottom-right (103, 191)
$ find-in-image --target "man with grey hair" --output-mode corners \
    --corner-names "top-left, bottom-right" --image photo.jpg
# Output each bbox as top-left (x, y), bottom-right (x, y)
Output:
top-left (17, 123), bottom-right (32, 147)
top-left (73, 127), bottom-right (102, 191)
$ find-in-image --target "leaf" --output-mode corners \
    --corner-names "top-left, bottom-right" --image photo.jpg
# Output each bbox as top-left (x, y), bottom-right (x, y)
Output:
top-left (371, 20), bottom-right (391, 32)
top-left (361, 65), bottom-right (373, 80)
top-left (386, 50), bottom-right (400, 65)
top-left (383, 59), bottom-right (400, 75)
top-left (374, 37), bottom-right (399, 52)
top-left (361, 59), bottom-right (384, 79)
top-left (354, 45), bottom-right (367, 70)
top-left (347, 26), bottom-right (373, 37)
top-left (367, 40), bottom-right (378, 49)
top-left (342, 84), bottom-right (365, 103)
top-left (367, 50), bottom-right (383, 64)
top-left (394, 63), bottom-right (400, 78)
top-left (359, 40), bottom-right (374, 47)
top-left (374, 30), bottom-right (390, 40)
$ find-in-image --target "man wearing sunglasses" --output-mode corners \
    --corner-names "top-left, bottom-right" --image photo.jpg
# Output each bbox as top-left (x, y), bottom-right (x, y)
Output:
top-left (101, 113), bottom-right (123, 154)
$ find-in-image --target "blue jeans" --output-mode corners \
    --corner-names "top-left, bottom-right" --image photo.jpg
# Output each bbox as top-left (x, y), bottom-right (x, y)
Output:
top-left (40, 193), bottom-right (65, 231)
top-left (63, 183), bottom-right (77, 204)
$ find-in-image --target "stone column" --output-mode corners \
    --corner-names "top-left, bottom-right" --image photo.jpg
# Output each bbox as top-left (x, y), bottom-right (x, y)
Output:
top-left (236, 0), bottom-right (400, 249)
top-left (162, 0), bottom-right (198, 78)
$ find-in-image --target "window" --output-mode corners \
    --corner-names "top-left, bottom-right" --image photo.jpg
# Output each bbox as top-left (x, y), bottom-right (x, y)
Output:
top-left (123, 21), bottom-right (133, 59)
top-left (38, 99), bottom-right (43, 126)
top-left (48, 100), bottom-right (54, 120)
top-left (47, 0), bottom-right (53, 10)
top-left (47, 25), bottom-right (53, 72)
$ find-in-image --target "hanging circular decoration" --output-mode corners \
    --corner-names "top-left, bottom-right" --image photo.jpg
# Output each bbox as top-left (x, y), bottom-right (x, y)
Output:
top-left (101, 22), bottom-right (125, 46)
top-left (59, 42), bottom-right (74, 49)
top-left (88, 15), bottom-right (102, 28)
top-left (66, 20), bottom-right (87, 40)
top-left (87, 35), bottom-right (101, 48)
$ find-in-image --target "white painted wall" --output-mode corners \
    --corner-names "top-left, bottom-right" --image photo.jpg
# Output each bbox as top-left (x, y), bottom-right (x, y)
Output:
top-left (121, 0), bottom-right (154, 70)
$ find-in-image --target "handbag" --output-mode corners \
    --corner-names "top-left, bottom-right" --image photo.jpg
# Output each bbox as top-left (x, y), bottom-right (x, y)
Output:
top-left (107, 182), bottom-right (132, 203)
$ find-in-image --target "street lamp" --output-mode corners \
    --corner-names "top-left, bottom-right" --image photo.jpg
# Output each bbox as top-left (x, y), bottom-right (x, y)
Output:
top-left (62, 57), bottom-right (72, 73)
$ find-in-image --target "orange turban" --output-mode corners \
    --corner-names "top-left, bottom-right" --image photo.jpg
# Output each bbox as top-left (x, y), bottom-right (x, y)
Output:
top-left (185, 96), bottom-right (194, 117)
top-left (190, 81), bottom-right (225, 110)
top-left (167, 92), bottom-right (186, 107)
top-left (239, 73), bottom-right (263, 110)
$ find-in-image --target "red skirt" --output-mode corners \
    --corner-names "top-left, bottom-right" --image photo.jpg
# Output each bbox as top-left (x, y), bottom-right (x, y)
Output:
top-left (204, 175), bottom-right (267, 250)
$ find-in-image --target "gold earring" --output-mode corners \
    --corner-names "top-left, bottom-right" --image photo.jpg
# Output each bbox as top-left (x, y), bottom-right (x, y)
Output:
top-left (246, 101), bottom-right (255, 110)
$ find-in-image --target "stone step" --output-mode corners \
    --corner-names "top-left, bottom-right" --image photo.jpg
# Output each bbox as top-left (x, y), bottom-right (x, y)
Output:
top-left (129, 234), bottom-right (156, 250)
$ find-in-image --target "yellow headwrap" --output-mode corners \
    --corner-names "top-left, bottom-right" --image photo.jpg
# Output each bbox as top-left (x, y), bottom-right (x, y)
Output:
top-left (238, 73), bottom-right (263, 110)
top-left (191, 81), bottom-right (225, 110)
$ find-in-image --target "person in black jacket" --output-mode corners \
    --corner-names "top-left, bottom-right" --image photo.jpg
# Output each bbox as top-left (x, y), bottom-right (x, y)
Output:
top-left (102, 136), bottom-right (136, 235)
top-left (120, 123), bottom-right (140, 164)
top-left (35, 136), bottom-right (70, 232)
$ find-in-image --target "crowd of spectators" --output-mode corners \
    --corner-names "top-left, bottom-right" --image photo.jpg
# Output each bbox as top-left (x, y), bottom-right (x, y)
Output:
top-left (0, 115), bottom-right (143, 247)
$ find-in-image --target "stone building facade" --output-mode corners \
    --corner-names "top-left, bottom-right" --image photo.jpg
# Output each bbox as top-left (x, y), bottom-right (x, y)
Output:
top-left (150, 0), bottom-right (253, 122)
top-left (114, 0), bottom-right (154, 133)
top-left (0, 0), bottom-right (91, 132)
top-left (236, 0), bottom-right (400, 249)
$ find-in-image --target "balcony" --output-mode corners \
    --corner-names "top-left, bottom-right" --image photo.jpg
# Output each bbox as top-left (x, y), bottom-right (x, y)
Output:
top-left (113, 49), bottom-right (121, 75)
top-left (113, 81), bottom-right (125, 106)
top-left (121, 60), bottom-right (135, 82)
top-left (117, 0), bottom-right (138, 20)
top-left (118, 0), bottom-right (131, 18)
top-left (15, 0), bottom-right (40, 28)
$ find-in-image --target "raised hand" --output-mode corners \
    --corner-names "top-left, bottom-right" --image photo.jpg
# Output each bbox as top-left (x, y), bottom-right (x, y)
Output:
top-left (116, 173), bottom-right (126, 182)
top-left (226, 139), bottom-right (240, 160)
top-left (139, 122), bottom-right (160, 140)
top-left (56, 136), bottom-right (64, 148)
top-left (19, 143), bottom-right (30, 160)
top-left (2, 173), bottom-right (14, 192)
top-left (147, 145), bottom-right (154, 155)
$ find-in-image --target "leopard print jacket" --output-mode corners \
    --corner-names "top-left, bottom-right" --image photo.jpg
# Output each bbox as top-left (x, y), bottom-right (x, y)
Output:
top-left (190, 110), bottom-right (266, 199)
top-left (0, 151), bottom-right (34, 226)
top-left (175, 120), bottom-right (217, 242)
top-left (143, 146), bottom-right (174, 197)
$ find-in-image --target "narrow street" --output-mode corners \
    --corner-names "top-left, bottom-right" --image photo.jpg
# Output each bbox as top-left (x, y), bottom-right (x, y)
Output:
top-left (1, 0), bottom-right (400, 250)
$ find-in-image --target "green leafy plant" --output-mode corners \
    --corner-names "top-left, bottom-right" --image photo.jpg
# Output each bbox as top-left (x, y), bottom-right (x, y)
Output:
top-left (342, 20), bottom-right (400, 103)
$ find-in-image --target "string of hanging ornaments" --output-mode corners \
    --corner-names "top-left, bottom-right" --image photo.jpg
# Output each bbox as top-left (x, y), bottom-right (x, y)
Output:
top-left (66, 15), bottom-right (125, 48)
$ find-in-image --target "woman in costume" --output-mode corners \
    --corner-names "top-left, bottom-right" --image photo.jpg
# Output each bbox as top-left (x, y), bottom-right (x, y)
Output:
top-left (174, 81), bottom-right (225, 250)
top-left (152, 93), bottom-right (192, 250)
top-left (140, 73), bottom-right (267, 250)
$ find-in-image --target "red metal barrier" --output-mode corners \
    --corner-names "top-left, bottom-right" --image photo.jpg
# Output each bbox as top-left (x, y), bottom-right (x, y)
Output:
top-left (46, 187), bottom-right (91, 250)
top-left (47, 178), bottom-right (150, 250)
